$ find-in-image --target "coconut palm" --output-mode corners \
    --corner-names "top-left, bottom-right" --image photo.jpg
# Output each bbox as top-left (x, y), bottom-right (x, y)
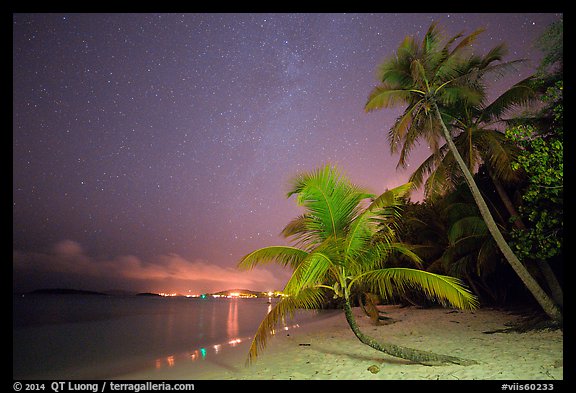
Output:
top-left (238, 165), bottom-right (479, 365)
top-left (408, 68), bottom-right (564, 308)
top-left (409, 70), bottom-right (533, 201)
top-left (364, 22), bottom-right (562, 322)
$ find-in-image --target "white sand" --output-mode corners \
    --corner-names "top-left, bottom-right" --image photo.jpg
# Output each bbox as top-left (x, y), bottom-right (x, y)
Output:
top-left (115, 305), bottom-right (563, 380)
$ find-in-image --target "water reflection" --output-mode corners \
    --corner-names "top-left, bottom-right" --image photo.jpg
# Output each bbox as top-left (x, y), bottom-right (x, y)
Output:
top-left (153, 319), bottom-right (302, 370)
top-left (226, 299), bottom-right (238, 338)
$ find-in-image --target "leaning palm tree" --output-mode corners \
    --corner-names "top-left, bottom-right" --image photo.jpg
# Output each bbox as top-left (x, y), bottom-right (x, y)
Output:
top-left (409, 67), bottom-right (563, 308)
top-left (238, 165), bottom-right (479, 366)
top-left (364, 22), bottom-right (562, 323)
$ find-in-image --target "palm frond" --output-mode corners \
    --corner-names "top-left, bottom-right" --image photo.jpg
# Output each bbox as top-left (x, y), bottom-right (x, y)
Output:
top-left (439, 84), bottom-right (484, 107)
top-left (245, 287), bottom-right (326, 364)
top-left (368, 182), bottom-right (413, 211)
top-left (481, 76), bottom-right (537, 121)
top-left (355, 267), bottom-right (479, 310)
top-left (281, 214), bottom-right (324, 249)
top-left (283, 249), bottom-right (335, 295)
top-left (422, 21), bottom-right (442, 52)
top-left (477, 59), bottom-right (526, 82)
top-left (396, 35), bottom-right (419, 63)
top-left (365, 85), bottom-right (415, 112)
top-left (410, 59), bottom-right (429, 88)
top-left (287, 165), bottom-right (371, 240)
top-left (423, 160), bottom-right (455, 199)
top-left (389, 101), bottom-right (424, 158)
top-left (448, 216), bottom-right (488, 245)
top-left (479, 43), bottom-right (508, 68)
top-left (408, 147), bottom-right (448, 190)
top-left (410, 244), bottom-right (445, 263)
top-left (475, 130), bottom-right (522, 183)
top-left (450, 27), bottom-right (486, 56)
top-left (396, 105), bottom-right (440, 168)
top-left (378, 60), bottom-right (414, 87)
top-left (344, 210), bottom-right (379, 266)
top-left (387, 242), bottom-right (424, 267)
top-left (238, 246), bottom-right (308, 271)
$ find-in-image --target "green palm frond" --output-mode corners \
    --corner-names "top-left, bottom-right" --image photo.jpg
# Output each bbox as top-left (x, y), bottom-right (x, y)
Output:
top-left (476, 130), bottom-right (521, 182)
top-left (389, 243), bottom-right (424, 267)
top-left (378, 64), bottom-right (414, 87)
top-left (368, 182), bottom-right (413, 211)
top-left (287, 165), bottom-right (371, 240)
top-left (394, 35), bottom-right (419, 64)
top-left (478, 43), bottom-right (508, 67)
top-left (238, 246), bottom-right (308, 271)
top-left (449, 215), bottom-right (493, 242)
top-left (365, 85), bottom-right (415, 112)
top-left (355, 267), bottom-right (479, 310)
top-left (477, 59), bottom-right (526, 83)
top-left (432, 49), bottom-right (463, 85)
top-left (449, 27), bottom-right (485, 56)
top-left (422, 159), bottom-right (459, 199)
top-left (481, 75), bottom-right (537, 122)
top-left (422, 21), bottom-right (443, 52)
top-left (444, 253), bottom-right (476, 278)
top-left (281, 214), bottom-right (324, 249)
top-left (395, 104), bottom-right (441, 168)
top-left (439, 84), bottom-right (485, 107)
top-left (363, 242), bottom-right (424, 271)
top-left (245, 287), bottom-right (326, 364)
top-left (409, 147), bottom-right (448, 190)
top-left (344, 211), bottom-right (378, 265)
top-left (389, 102), bottom-right (426, 161)
top-left (283, 248), bottom-right (336, 295)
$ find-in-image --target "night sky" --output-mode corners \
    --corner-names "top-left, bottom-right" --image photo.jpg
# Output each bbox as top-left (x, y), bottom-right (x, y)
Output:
top-left (13, 13), bottom-right (562, 295)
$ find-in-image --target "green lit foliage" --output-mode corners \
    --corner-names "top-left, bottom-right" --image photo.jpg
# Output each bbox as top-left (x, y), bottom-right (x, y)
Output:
top-left (238, 165), bottom-right (478, 364)
top-left (505, 81), bottom-right (563, 262)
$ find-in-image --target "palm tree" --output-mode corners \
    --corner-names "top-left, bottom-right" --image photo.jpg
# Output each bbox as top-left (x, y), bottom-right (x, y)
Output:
top-left (238, 165), bottom-right (479, 365)
top-left (408, 70), bottom-right (564, 308)
top-left (364, 22), bottom-right (562, 323)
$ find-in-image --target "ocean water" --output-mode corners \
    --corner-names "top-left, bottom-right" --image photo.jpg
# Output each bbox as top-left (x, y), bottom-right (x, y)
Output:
top-left (13, 294), bottom-right (325, 379)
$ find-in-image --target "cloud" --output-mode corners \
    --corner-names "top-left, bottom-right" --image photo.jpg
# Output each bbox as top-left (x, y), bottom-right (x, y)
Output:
top-left (52, 239), bottom-right (84, 255)
top-left (13, 240), bottom-right (291, 294)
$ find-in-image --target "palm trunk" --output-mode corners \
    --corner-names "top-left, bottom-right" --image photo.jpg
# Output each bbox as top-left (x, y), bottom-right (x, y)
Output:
top-left (342, 299), bottom-right (477, 366)
top-left (434, 104), bottom-right (562, 323)
top-left (490, 173), bottom-right (563, 308)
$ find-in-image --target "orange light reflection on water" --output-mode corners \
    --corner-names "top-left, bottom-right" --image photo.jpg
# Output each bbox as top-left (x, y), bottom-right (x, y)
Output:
top-left (152, 322), bottom-right (302, 370)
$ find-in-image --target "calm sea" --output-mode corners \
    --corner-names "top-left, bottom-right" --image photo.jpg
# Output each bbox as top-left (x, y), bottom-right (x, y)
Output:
top-left (13, 294), bottom-right (326, 379)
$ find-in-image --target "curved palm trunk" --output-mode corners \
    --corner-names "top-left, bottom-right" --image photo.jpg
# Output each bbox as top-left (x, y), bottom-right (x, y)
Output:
top-left (343, 299), bottom-right (477, 366)
top-left (490, 173), bottom-right (563, 308)
top-left (434, 104), bottom-right (562, 323)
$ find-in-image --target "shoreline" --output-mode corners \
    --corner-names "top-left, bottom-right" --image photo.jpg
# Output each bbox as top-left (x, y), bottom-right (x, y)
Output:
top-left (115, 305), bottom-right (563, 380)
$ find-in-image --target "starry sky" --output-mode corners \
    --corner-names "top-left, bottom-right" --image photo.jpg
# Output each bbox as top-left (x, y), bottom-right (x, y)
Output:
top-left (12, 12), bottom-right (562, 294)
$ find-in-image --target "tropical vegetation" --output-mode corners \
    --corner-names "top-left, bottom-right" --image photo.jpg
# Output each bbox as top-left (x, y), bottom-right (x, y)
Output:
top-left (364, 21), bottom-right (562, 323)
top-left (239, 165), bottom-right (479, 365)
top-left (237, 19), bottom-right (562, 366)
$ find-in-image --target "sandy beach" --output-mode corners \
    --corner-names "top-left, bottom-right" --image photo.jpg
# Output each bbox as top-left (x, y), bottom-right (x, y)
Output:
top-left (116, 305), bottom-right (563, 380)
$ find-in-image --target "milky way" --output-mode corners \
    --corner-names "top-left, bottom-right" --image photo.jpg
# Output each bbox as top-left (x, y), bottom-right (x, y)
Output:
top-left (13, 12), bottom-right (562, 293)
